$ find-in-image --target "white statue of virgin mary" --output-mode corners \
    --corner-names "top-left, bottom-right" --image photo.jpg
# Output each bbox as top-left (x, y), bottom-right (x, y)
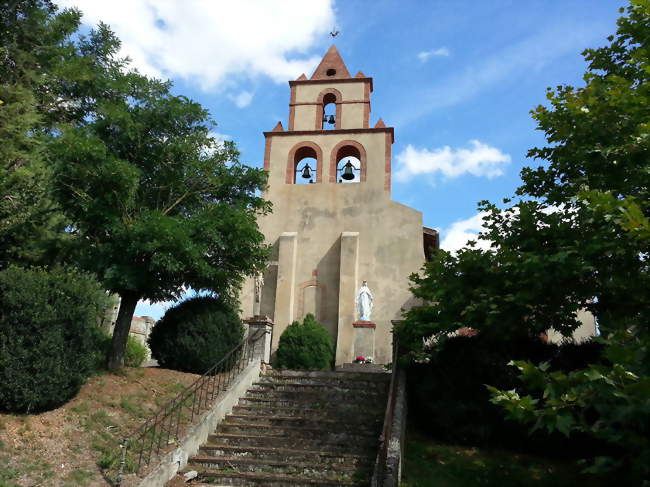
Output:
top-left (356, 280), bottom-right (374, 321)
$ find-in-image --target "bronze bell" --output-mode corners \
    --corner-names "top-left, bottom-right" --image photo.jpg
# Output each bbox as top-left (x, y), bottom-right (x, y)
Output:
top-left (328, 115), bottom-right (335, 125)
top-left (341, 161), bottom-right (355, 180)
top-left (301, 164), bottom-right (313, 180)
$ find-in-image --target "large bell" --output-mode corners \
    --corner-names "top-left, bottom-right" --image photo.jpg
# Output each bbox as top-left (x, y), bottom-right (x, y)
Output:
top-left (300, 164), bottom-right (313, 180)
top-left (341, 161), bottom-right (355, 180)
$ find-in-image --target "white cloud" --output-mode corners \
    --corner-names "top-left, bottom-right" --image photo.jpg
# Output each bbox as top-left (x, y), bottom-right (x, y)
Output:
top-left (395, 20), bottom-right (609, 125)
top-left (395, 140), bottom-right (510, 183)
top-left (440, 212), bottom-right (492, 253)
top-left (417, 47), bottom-right (450, 62)
top-left (58, 0), bottom-right (335, 90)
top-left (229, 91), bottom-right (254, 108)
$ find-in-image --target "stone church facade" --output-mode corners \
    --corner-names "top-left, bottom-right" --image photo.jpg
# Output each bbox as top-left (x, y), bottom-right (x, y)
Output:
top-left (240, 46), bottom-right (437, 365)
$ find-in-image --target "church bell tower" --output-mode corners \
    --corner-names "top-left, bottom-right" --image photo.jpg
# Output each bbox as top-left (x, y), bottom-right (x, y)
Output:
top-left (242, 46), bottom-right (433, 365)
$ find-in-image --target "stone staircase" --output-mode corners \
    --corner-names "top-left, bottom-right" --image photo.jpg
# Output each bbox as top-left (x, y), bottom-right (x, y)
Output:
top-left (179, 368), bottom-right (390, 486)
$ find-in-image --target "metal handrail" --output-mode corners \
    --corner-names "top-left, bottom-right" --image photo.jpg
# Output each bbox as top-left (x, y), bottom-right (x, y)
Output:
top-left (115, 328), bottom-right (266, 484)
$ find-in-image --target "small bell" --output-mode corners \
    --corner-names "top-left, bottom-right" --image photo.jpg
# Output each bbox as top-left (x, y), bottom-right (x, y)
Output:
top-left (341, 161), bottom-right (355, 180)
top-left (301, 164), bottom-right (313, 180)
top-left (328, 115), bottom-right (335, 125)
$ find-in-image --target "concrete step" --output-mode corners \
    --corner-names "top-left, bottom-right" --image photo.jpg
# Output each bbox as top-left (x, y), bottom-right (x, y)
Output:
top-left (265, 369), bottom-right (389, 382)
top-left (197, 444), bottom-right (369, 468)
top-left (224, 414), bottom-right (382, 431)
top-left (249, 381), bottom-right (388, 395)
top-left (258, 375), bottom-right (389, 388)
top-left (207, 433), bottom-right (377, 453)
top-left (231, 405), bottom-right (385, 421)
top-left (243, 389), bottom-right (386, 403)
top-left (187, 456), bottom-right (363, 477)
top-left (216, 422), bottom-right (378, 439)
top-left (186, 469), bottom-right (366, 486)
top-left (336, 363), bottom-right (388, 374)
top-left (237, 396), bottom-right (385, 412)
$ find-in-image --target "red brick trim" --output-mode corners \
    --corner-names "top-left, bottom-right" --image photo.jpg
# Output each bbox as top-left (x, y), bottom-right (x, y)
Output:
top-left (315, 88), bottom-right (343, 130)
top-left (353, 321), bottom-right (376, 328)
top-left (289, 84), bottom-right (296, 130)
top-left (263, 137), bottom-right (271, 172)
top-left (329, 140), bottom-right (367, 183)
top-left (363, 82), bottom-right (370, 128)
top-left (290, 77), bottom-right (374, 92)
top-left (298, 280), bottom-right (327, 322)
top-left (384, 132), bottom-right (392, 192)
top-left (291, 99), bottom-right (369, 106)
top-left (286, 141), bottom-right (323, 184)
top-left (264, 127), bottom-right (394, 142)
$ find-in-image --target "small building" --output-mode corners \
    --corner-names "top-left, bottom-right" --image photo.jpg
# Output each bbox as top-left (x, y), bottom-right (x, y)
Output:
top-left (240, 46), bottom-right (437, 364)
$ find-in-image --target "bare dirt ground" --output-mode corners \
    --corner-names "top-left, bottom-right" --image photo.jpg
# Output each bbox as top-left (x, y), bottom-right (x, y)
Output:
top-left (0, 367), bottom-right (199, 487)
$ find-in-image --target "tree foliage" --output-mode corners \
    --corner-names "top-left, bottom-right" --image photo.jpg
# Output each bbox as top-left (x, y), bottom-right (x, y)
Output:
top-left (1, 1), bottom-right (271, 369)
top-left (0, 1), bottom-right (128, 267)
top-left (398, 1), bottom-right (649, 479)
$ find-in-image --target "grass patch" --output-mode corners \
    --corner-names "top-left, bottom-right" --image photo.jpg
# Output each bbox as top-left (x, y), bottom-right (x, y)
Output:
top-left (119, 396), bottom-right (147, 418)
top-left (401, 429), bottom-right (611, 487)
top-left (63, 468), bottom-right (94, 487)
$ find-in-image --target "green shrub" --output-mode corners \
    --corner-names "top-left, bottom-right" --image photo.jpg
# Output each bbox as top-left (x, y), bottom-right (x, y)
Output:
top-left (124, 336), bottom-right (147, 367)
top-left (275, 314), bottom-right (333, 370)
top-left (148, 296), bottom-right (244, 374)
top-left (0, 266), bottom-right (109, 413)
top-left (406, 334), bottom-right (606, 457)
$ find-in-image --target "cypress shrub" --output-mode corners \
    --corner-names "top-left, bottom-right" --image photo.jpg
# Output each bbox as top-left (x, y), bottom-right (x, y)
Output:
top-left (275, 314), bottom-right (334, 370)
top-left (0, 266), bottom-right (109, 413)
top-left (148, 296), bottom-right (244, 374)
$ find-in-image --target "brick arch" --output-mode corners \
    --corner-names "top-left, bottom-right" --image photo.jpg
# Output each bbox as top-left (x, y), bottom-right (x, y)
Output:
top-left (315, 88), bottom-right (343, 130)
top-left (297, 280), bottom-right (328, 322)
top-left (286, 141), bottom-right (323, 184)
top-left (329, 140), bottom-right (368, 183)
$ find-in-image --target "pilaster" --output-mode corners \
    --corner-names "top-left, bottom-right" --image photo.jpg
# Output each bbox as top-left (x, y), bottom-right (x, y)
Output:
top-left (336, 231), bottom-right (359, 364)
top-left (272, 232), bottom-right (298, 350)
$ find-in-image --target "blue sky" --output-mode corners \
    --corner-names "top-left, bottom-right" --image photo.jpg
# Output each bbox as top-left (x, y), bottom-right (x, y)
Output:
top-left (60, 0), bottom-right (625, 318)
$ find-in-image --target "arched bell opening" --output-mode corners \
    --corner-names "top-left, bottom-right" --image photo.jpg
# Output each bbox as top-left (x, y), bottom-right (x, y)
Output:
top-left (321, 92), bottom-right (337, 130)
top-left (335, 145), bottom-right (362, 183)
top-left (293, 146), bottom-right (319, 184)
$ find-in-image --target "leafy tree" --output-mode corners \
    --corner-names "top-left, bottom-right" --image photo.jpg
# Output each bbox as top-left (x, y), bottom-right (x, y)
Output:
top-left (0, 0), bottom-right (129, 267)
top-left (49, 71), bottom-right (269, 369)
top-left (399, 1), bottom-right (649, 478)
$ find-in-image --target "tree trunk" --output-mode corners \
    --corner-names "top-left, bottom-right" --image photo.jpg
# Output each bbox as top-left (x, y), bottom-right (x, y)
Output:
top-left (107, 290), bottom-right (140, 370)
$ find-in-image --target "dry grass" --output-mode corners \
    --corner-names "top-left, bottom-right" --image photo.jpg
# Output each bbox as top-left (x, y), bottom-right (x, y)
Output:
top-left (0, 367), bottom-right (199, 487)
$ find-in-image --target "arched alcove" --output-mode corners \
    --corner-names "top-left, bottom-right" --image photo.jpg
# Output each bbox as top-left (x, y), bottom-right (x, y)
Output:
top-left (315, 89), bottom-right (342, 130)
top-left (329, 140), bottom-right (367, 183)
top-left (286, 142), bottom-right (323, 184)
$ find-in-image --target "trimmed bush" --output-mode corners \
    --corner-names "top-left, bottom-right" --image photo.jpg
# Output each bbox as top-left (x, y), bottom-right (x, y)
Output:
top-left (0, 266), bottom-right (109, 413)
top-left (275, 314), bottom-right (334, 370)
top-left (148, 296), bottom-right (244, 374)
top-left (125, 336), bottom-right (147, 367)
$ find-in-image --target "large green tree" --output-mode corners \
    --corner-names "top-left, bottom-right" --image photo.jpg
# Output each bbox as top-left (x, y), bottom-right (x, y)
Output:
top-left (399, 0), bottom-right (649, 478)
top-left (1, 0), bottom-right (128, 267)
top-left (50, 73), bottom-right (270, 370)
